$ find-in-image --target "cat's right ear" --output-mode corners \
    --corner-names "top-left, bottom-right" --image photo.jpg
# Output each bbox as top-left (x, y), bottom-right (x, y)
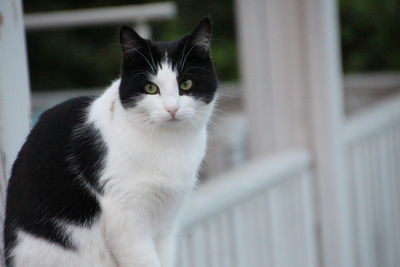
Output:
top-left (119, 25), bottom-right (145, 55)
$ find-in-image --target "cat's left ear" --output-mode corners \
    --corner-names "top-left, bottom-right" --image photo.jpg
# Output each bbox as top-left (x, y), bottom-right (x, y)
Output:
top-left (188, 17), bottom-right (212, 57)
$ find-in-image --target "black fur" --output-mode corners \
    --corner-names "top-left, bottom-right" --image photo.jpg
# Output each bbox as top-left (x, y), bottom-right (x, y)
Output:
top-left (4, 97), bottom-right (106, 266)
top-left (119, 17), bottom-right (217, 108)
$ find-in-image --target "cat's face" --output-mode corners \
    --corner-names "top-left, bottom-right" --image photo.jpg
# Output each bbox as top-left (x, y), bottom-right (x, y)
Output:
top-left (119, 18), bottom-right (217, 129)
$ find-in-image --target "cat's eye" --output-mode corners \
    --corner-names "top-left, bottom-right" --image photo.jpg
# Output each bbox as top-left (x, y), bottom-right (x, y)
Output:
top-left (144, 83), bottom-right (159, 94)
top-left (179, 79), bottom-right (193, 91)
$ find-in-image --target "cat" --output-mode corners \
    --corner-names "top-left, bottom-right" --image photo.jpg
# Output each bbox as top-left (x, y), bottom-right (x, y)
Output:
top-left (4, 17), bottom-right (217, 267)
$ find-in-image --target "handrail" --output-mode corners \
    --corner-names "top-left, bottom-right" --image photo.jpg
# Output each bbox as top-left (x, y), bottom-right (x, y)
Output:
top-left (344, 93), bottom-right (400, 144)
top-left (24, 2), bottom-right (177, 31)
top-left (181, 150), bottom-right (312, 229)
top-left (344, 71), bottom-right (400, 91)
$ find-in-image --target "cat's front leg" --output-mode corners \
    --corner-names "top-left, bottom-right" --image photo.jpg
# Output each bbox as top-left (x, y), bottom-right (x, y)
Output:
top-left (107, 228), bottom-right (161, 267)
top-left (156, 235), bottom-right (176, 267)
top-left (103, 207), bottom-right (161, 267)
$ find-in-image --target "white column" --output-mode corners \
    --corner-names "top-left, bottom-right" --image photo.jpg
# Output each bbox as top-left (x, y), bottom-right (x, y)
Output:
top-left (235, 0), bottom-right (355, 266)
top-left (303, 0), bottom-right (355, 266)
top-left (0, 0), bottom-right (30, 264)
top-left (0, 0), bottom-right (31, 178)
top-left (235, 0), bottom-right (310, 158)
top-left (0, 148), bottom-right (4, 266)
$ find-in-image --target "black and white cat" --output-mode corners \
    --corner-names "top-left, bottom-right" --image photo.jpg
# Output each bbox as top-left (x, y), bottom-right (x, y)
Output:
top-left (4, 18), bottom-right (217, 267)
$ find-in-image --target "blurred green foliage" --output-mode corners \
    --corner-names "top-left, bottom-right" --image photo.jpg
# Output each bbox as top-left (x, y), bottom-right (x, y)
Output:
top-left (24, 0), bottom-right (238, 91)
top-left (25, 0), bottom-right (400, 91)
top-left (340, 0), bottom-right (400, 73)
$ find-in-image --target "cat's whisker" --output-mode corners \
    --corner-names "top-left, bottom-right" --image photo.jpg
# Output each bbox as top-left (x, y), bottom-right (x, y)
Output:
top-left (178, 37), bottom-right (190, 73)
top-left (122, 45), bottom-right (157, 74)
top-left (179, 40), bottom-right (209, 72)
top-left (145, 41), bottom-right (158, 74)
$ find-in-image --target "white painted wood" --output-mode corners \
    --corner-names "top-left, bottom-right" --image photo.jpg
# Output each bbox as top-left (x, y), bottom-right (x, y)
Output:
top-left (0, 1), bottom-right (30, 264)
top-left (344, 115), bottom-right (400, 267)
top-left (134, 22), bottom-right (152, 39)
top-left (301, 171), bottom-right (318, 267)
top-left (302, 0), bottom-right (356, 266)
top-left (0, 0), bottom-right (31, 178)
top-left (0, 149), bottom-right (5, 267)
top-left (344, 71), bottom-right (400, 91)
top-left (24, 2), bottom-right (177, 31)
top-left (387, 129), bottom-right (400, 267)
top-left (234, 0), bottom-right (309, 157)
top-left (344, 93), bottom-right (400, 143)
top-left (0, 1), bottom-right (31, 264)
top-left (178, 150), bottom-right (317, 267)
top-left (181, 150), bottom-right (311, 229)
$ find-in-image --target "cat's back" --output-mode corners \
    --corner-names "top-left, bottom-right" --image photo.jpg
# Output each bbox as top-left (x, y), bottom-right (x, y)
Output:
top-left (6, 96), bottom-right (97, 196)
top-left (4, 96), bottom-right (110, 266)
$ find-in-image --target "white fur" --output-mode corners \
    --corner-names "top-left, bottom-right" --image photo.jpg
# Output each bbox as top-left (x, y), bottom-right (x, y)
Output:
top-left (12, 60), bottom-right (214, 267)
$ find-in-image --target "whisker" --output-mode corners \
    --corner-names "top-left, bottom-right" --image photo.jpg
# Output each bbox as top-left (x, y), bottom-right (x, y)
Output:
top-left (145, 41), bottom-right (157, 73)
top-left (122, 45), bottom-right (156, 73)
top-left (179, 40), bottom-right (209, 72)
top-left (178, 37), bottom-right (190, 72)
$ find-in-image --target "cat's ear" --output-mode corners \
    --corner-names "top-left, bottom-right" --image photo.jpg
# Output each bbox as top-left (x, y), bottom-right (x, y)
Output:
top-left (188, 17), bottom-right (212, 57)
top-left (120, 25), bottom-right (145, 55)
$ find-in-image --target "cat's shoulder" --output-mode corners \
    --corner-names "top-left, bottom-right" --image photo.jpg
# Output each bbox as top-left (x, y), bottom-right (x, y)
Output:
top-left (37, 96), bottom-right (96, 126)
top-left (12, 96), bottom-right (99, 170)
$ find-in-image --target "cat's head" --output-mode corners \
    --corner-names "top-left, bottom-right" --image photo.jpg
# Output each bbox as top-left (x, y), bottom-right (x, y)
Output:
top-left (118, 18), bottom-right (217, 129)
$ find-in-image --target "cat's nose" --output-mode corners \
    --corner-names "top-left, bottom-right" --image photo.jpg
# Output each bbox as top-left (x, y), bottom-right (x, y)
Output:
top-left (166, 107), bottom-right (179, 119)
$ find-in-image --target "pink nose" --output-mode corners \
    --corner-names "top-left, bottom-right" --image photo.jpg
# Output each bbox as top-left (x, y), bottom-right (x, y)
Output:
top-left (166, 107), bottom-right (179, 119)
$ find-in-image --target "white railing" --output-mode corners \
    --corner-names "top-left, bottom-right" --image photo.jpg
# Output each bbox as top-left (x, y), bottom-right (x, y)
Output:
top-left (344, 94), bottom-right (400, 143)
top-left (25, 3), bottom-right (176, 29)
top-left (344, 94), bottom-right (400, 267)
top-left (344, 71), bottom-right (400, 92)
top-left (178, 151), bottom-right (318, 267)
top-left (25, 2), bottom-right (177, 38)
top-left (344, 72), bottom-right (400, 115)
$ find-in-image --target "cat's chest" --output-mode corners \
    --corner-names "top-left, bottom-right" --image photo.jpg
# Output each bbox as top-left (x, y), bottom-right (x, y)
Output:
top-left (100, 130), bottom-right (206, 191)
top-left (99, 134), bottom-right (205, 225)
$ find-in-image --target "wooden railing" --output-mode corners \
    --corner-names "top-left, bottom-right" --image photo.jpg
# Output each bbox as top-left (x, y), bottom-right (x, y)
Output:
top-left (344, 72), bottom-right (400, 115)
top-left (25, 2), bottom-right (176, 39)
top-left (343, 94), bottom-right (400, 267)
top-left (178, 151), bottom-right (318, 267)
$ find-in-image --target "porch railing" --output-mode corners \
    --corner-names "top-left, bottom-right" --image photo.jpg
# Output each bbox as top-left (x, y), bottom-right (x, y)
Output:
top-left (344, 94), bottom-right (400, 267)
top-left (178, 150), bottom-right (318, 267)
top-left (24, 2), bottom-right (177, 39)
top-left (177, 92), bottom-right (400, 267)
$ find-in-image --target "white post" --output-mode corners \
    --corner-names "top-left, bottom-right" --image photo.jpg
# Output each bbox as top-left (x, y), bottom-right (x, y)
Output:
top-left (0, 148), bottom-right (4, 266)
top-left (134, 22), bottom-right (152, 39)
top-left (235, 0), bottom-right (355, 266)
top-left (235, 0), bottom-right (310, 158)
top-left (0, 0), bottom-right (30, 263)
top-left (303, 0), bottom-right (354, 266)
top-left (0, 0), bottom-right (31, 178)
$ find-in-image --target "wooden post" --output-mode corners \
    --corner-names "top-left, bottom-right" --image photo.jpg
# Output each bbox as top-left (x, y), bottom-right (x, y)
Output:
top-left (0, 0), bottom-right (31, 264)
top-left (235, 0), bottom-right (310, 158)
top-left (0, 0), bottom-right (31, 178)
top-left (303, 0), bottom-right (355, 266)
top-left (235, 0), bottom-right (355, 266)
top-left (0, 150), bottom-right (5, 266)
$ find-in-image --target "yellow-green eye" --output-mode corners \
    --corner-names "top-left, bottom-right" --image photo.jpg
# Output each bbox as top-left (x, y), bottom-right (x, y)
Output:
top-left (144, 83), bottom-right (159, 94)
top-left (180, 79), bottom-right (193, 91)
